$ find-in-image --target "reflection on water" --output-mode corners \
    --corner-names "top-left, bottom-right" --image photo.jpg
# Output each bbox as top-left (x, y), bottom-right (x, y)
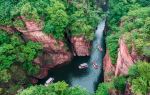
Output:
top-left (39, 20), bottom-right (106, 93)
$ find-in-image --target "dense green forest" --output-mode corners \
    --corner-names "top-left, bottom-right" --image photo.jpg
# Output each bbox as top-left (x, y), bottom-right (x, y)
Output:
top-left (0, 0), bottom-right (103, 94)
top-left (0, 0), bottom-right (150, 95)
top-left (0, 0), bottom-right (104, 40)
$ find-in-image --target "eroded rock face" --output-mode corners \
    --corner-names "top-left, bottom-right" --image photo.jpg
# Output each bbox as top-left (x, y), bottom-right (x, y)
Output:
top-left (21, 20), bottom-right (71, 61)
top-left (103, 38), bottom-right (136, 81)
top-left (103, 38), bottom-right (136, 95)
top-left (71, 36), bottom-right (90, 56)
top-left (103, 50), bottom-right (115, 82)
top-left (115, 38), bottom-right (134, 76)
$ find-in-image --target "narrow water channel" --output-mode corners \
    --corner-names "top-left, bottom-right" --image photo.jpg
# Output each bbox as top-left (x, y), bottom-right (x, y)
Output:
top-left (40, 20), bottom-right (106, 93)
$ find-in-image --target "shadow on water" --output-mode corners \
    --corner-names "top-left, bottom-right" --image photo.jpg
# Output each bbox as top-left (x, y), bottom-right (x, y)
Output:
top-left (39, 56), bottom-right (90, 84)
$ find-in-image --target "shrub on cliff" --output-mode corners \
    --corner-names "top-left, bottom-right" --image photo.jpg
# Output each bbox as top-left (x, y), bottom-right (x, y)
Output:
top-left (113, 76), bottom-right (126, 93)
top-left (70, 19), bottom-right (93, 41)
top-left (96, 76), bottom-right (127, 95)
top-left (106, 33), bottom-right (121, 64)
top-left (143, 43), bottom-right (150, 57)
top-left (0, 69), bottom-right (11, 83)
top-left (128, 61), bottom-right (150, 95)
top-left (96, 82), bottom-right (114, 95)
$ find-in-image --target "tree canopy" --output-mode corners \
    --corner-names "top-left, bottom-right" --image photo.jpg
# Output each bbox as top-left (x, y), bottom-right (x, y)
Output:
top-left (17, 81), bottom-right (89, 95)
top-left (128, 61), bottom-right (150, 95)
top-left (0, 30), bottom-right (42, 95)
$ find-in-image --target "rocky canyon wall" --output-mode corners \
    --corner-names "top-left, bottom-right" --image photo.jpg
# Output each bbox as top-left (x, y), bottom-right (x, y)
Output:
top-left (103, 38), bottom-right (136, 81)
top-left (115, 38), bottom-right (134, 76)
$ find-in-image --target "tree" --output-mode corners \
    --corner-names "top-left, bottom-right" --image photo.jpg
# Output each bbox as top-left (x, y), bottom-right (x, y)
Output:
top-left (137, 0), bottom-right (150, 6)
top-left (106, 33), bottom-right (121, 64)
top-left (17, 81), bottom-right (90, 95)
top-left (0, 30), bottom-right (42, 94)
top-left (0, 43), bottom-right (16, 70)
top-left (128, 61), bottom-right (150, 95)
top-left (0, 0), bottom-right (19, 26)
top-left (113, 76), bottom-right (126, 93)
top-left (43, 0), bottom-right (69, 40)
top-left (17, 81), bottom-right (68, 95)
top-left (0, 69), bottom-right (11, 83)
top-left (0, 30), bottom-right (10, 44)
top-left (96, 82), bottom-right (114, 95)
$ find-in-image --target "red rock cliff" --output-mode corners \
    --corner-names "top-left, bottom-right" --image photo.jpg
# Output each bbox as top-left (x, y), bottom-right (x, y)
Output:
top-left (115, 38), bottom-right (134, 76)
top-left (103, 50), bottom-right (115, 82)
top-left (103, 38), bottom-right (136, 81)
top-left (71, 36), bottom-right (90, 56)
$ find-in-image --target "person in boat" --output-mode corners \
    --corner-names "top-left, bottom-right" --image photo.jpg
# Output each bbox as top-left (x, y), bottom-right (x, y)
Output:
top-left (92, 61), bottom-right (99, 69)
top-left (97, 45), bottom-right (103, 52)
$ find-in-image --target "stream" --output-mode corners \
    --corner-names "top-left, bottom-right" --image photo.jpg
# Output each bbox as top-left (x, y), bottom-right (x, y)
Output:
top-left (40, 20), bottom-right (106, 93)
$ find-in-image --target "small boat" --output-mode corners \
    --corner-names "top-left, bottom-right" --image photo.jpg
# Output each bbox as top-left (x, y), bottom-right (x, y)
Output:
top-left (92, 62), bottom-right (99, 69)
top-left (78, 63), bottom-right (88, 69)
top-left (45, 77), bottom-right (54, 86)
top-left (98, 46), bottom-right (103, 52)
